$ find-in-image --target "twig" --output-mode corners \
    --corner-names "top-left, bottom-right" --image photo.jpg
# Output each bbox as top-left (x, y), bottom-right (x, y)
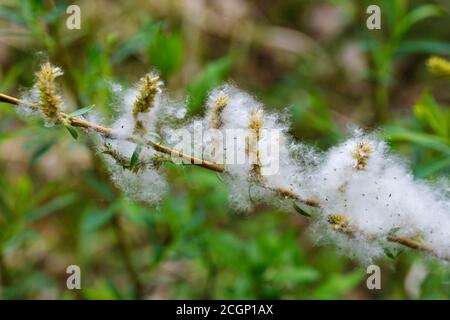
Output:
top-left (1, 92), bottom-right (448, 262)
top-left (0, 93), bottom-right (21, 105)
top-left (269, 185), bottom-right (321, 208)
top-left (387, 234), bottom-right (434, 254)
top-left (0, 93), bottom-right (224, 173)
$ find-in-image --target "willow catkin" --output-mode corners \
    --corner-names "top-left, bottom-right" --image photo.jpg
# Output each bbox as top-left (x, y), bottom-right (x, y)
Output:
top-left (132, 73), bottom-right (161, 136)
top-left (36, 62), bottom-right (64, 125)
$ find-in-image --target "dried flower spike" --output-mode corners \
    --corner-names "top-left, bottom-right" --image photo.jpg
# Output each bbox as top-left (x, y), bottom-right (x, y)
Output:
top-left (209, 95), bottom-right (229, 129)
top-left (37, 62), bottom-right (64, 124)
top-left (327, 214), bottom-right (349, 232)
top-left (353, 141), bottom-right (372, 170)
top-left (247, 109), bottom-right (264, 177)
top-left (427, 56), bottom-right (450, 77)
top-left (132, 73), bottom-right (161, 135)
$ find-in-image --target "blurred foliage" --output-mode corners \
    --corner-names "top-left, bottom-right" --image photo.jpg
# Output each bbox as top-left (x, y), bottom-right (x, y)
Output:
top-left (0, 0), bottom-right (449, 299)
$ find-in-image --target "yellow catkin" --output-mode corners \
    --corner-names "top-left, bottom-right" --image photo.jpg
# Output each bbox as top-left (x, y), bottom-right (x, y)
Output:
top-left (247, 109), bottom-right (264, 177)
top-left (427, 56), bottom-right (450, 77)
top-left (209, 96), bottom-right (229, 129)
top-left (37, 62), bottom-right (63, 124)
top-left (132, 74), bottom-right (160, 135)
top-left (353, 141), bottom-right (372, 170)
top-left (327, 214), bottom-right (349, 231)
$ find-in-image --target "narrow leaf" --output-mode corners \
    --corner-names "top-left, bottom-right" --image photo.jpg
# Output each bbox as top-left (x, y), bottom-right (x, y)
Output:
top-left (30, 141), bottom-right (54, 165)
top-left (65, 124), bottom-right (78, 140)
top-left (129, 144), bottom-right (142, 170)
top-left (68, 105), bottom-right (95, 118)
top-left (383, 247), bottom-right (403, 260)
top-left (215, 172), bottom-right (225, 184)
top-left (387, 227), bottom-right (401, 237)
top-left (293, 202), bottom-right (312, 217)
top-left (384, 248), bottom-right (395, 260)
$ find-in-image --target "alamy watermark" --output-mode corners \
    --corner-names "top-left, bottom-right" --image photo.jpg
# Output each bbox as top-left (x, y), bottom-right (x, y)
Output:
top-left (66, 5), bottom-right (81, 30)
top-left (167, 121), bottom-right (281, 176)
top-left (366, 5), bottom-right (381, 30)
top-left (366, 264), bottom-right (381, 290)
top-left (66, 265), bottom-right (81, 290)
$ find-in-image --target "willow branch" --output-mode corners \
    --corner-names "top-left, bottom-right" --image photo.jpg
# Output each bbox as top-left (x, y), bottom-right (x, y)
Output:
top-left (0, 93), bottom-right (224, 172)
top-left (387, 234), bottom-right (434, 254)
top-left (275, 185), bottom-right (447, 260)
top-left (1, 92), bottom-right (447, 262)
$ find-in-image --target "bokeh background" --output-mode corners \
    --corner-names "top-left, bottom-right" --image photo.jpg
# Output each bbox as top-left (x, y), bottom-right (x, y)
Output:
top-left (0, 0), bottom-right (449, 299)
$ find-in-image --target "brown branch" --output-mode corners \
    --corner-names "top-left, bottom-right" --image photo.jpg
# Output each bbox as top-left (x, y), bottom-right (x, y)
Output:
top-left (0, 93), bottom-right (224, 173)
top-left (387, 234), bottom-right (434, 254)
top-left (268, 185), bottom-right (321, 208)
top-left (0, 93), bottom-right (21, 105)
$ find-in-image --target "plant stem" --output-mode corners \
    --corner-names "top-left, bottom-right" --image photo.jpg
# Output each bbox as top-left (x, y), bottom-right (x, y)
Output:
top-left (387, 234), bottom-right (433, 253)
top-left (0, 93), bottom-right (20, 105)
top-left (0, 93), bottom-right (224, 172)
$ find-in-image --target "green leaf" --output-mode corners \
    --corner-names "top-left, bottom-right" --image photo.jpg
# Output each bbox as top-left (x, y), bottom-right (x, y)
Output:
top-left (30, 141), bottom-right (54, 165)
top-left (384, 248), bottom-right (396, 259)
top-left (82, 205), bottom-right (118, 233)
top-left (387, 227), bottom-right (401, 237)
top-left (215, 172), bottom-right (225, 184)
top-left (413, 90), bottom-right (448, 139)
top-left (382, 0), bottom-right (406, 32)
top-left (148, 31), bottom-right (184, 76)
top-left (0, 63), bottom-right (25, 92)
top-left (187, 56), bottom-right (232, 114)
top-left (83, 173), bottom-right (115, 201)
top-left (68, 105), bottom-right (95, 118)
top-left (397, 40), bottom-right (450, 56)
top-left (129, 144), bottom-right (142, 170)
top-left (112, 21), bottom-right (161, 63)
top-left (383, 247), bottom-right (403, 260)
top-left (26, 193), bottom-right (78, 222)
top-left (414, 156), bottom-right (450, 178)
top-left (381, 127), bottom-right (450, 155)
top-left (394, 5), bottom-right (443, 40)
top-left (64, 124), bottom-right (79, 140)
top-left (0, 8), bottom-right (26, 27)
top-left (293, 202), bottom-right (311, 218)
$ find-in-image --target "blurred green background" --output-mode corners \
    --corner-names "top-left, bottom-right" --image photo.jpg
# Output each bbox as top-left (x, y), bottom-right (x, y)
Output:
top-left (0, 0), bottom-right (449, 299)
